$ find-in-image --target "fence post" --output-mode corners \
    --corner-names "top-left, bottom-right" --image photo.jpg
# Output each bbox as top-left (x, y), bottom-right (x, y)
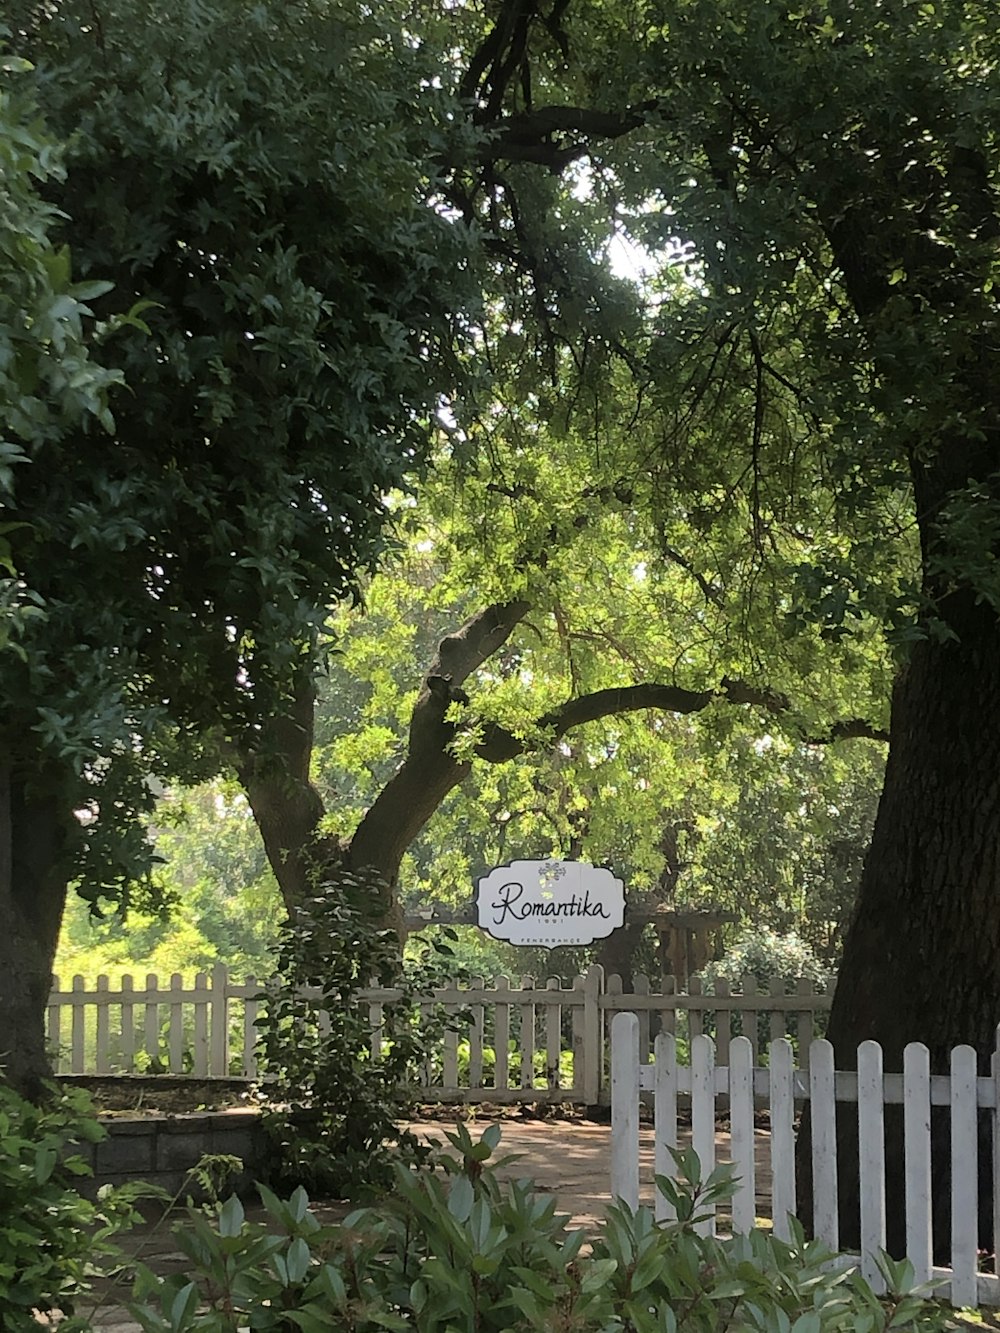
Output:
top-left (610, 1011), bottom-right (640, 1210)
top-left (582, 965), bottom-right (603, 1106)
top-left (169, 972), bottom-right (184, 1072)
top-left (210, 963), bottom-right (229, 1077)
top-left (71, 975), bottom-right (86, 1074)
top-left (121, 974), bottom-right (135, 1073)
top-left (494, 975), bottom-right (510, 1092)
top-left (193, 972), bottom-right (209, 1077)
top-left (95, 975), bottom-right (110, 1075)
top-left (145, 973), bottom-right (160, 1070)
top-left (47, 975), bottom-right (62, 1075)
top-left (545, 976), bottom-right (562, 1090)
top-left (243, 976), bottom-right (259, 1080)
top-left (468, 976), bottom-right (485, 1092)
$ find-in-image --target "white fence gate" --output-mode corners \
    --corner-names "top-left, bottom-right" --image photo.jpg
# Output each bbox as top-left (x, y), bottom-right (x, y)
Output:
top-left (609, 1010), bottom-right (1000, 1310)
top-left (47, 965), bottom-right (831, 1104)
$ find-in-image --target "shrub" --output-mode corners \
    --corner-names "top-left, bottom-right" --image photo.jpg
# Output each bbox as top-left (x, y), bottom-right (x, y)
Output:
top-left (0, 1081), bottom-right (140, 1330)
top-left (702, 926), bottom-right (830, 988)
top-left (256, 870), bottom-right (467, 1200)
top-left (129, 1124), bottom-right (952, 1333)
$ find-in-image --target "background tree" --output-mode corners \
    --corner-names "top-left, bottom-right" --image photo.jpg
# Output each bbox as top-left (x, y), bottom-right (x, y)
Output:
top-left (444, 0), bottom-right (1000, 1247)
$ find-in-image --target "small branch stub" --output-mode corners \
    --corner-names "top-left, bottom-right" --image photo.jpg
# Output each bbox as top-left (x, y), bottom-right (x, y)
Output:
top-left (475, 859), bottom-right (626, 947)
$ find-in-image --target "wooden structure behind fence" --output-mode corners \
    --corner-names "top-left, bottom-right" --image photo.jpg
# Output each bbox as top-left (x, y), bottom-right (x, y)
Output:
top-left (609, 1011), bottom-right (1000, 1310)
top-left (47, 964), bottom-right (831, 1104)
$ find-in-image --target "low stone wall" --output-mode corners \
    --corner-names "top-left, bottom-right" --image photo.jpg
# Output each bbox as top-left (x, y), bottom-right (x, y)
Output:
top-left (76, 1109), bottom-right (266, 1199)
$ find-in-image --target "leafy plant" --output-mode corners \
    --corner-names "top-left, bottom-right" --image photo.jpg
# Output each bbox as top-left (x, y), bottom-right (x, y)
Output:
top-left (128, 1124), bottom-right (954, 1333)
top-left (256, 870), bottom-right (467, 1199)
top-left (0, 1081), bottom-right (143, 1330)
top-left (702, 927), bottom-right (831, 989)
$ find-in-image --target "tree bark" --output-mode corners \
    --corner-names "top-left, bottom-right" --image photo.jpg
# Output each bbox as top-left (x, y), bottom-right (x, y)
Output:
top-left (0, 758), bottom-right (77, 1100)
top-left (235, 674), bottom-right (338, 911)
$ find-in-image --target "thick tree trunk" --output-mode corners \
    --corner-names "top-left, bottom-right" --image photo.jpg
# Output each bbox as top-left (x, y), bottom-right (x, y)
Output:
top-left (0, 760), bottom-right (75, 1100)
top-left (810, 597), bottom-right (1000, 1254)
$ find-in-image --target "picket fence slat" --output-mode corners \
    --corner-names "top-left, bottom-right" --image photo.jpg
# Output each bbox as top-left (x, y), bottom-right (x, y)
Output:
top-left (609, 1016), bottom-right (1000, 1311)
top-left (769, 1038), bottom-right (796, 1241)
top-left (653, 1032), bottom-right (678, 1224)
top-left (494, 975), bottom-right (511, 1092)
top-left (691, 1035), bottom-right (716, 1236)
top-left (857, 1040), bottom-right (886, 1291)
top-left (729, 1037), bottom-right (755, 1234)
top-left (610, 1012), bottom-right (640, 1209)
top-left (810, 1039), bottom-right (839, 1251)
top-left (904, 1042), bottom-right (932, 1285)
top-left (951, 1044), bottom-right (979, 1308)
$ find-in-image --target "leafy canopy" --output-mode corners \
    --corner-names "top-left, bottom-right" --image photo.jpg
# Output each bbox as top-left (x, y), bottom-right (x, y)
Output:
top-left (3, 0), bottom-right (478, 906)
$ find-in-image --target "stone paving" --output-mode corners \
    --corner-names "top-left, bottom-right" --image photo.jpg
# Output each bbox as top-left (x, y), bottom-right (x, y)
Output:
top-left (52, 1116), bottom-right (773, 1331)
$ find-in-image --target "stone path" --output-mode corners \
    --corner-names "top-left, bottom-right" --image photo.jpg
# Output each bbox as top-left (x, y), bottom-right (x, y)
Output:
top-left (53, 1116), bottom-right (772, 1331)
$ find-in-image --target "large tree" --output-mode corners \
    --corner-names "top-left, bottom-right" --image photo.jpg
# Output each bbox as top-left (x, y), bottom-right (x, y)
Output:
top-left (0, 60), bottom-right (127, 1097)
top-left (2, 0), bottom-right (475, 1095)
top-left (440, 0), bottom-right (1000, 1247)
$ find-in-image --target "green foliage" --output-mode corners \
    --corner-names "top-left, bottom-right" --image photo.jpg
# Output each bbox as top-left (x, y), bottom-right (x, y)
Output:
top-left (312, 472), bottom-right (887, 963)
top-left (702, 927), bottom-right (831, 989)
top-left (0, 50), bottom-right (122, 637)
top-left (256, 872), bottom-right (466, 1200)
top-left (4, 0), bottom-right (478, 907)
top-left (127, 1126), bottom-right (953, 1333)
top-left (0, 1082), bottom-right (140, 1330)
top-left (58, 783), bottom-right (284, 982)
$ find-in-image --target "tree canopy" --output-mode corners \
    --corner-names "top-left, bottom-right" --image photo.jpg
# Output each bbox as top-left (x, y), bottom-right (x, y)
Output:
top-left (1, 0), bottom-right (478, 1091)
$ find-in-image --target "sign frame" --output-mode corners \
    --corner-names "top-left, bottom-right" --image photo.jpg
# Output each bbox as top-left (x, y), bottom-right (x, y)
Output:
top-left (474, 858), bottom-right (626, 948)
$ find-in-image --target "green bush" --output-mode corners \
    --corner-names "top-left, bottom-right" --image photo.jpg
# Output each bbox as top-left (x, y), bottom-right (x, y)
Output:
top-left (129, 1124), bottom-right (953, 1333)
top-left (702, 927), bottom-right (830, 989)
top-left (0, 1082), bottom-right (140, 1331)
top-left (256, 871), bottom-right (467, 1200)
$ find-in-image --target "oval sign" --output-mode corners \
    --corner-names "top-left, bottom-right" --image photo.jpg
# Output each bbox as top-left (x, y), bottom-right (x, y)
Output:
top-left (475, 859), bottom-right (626, 947)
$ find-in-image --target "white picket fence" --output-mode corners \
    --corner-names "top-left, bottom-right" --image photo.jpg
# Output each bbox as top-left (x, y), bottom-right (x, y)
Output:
top-left (609, 1011), bottom-right (1000, 1309)
top-left (47, 964), bottom-right (831, 1104)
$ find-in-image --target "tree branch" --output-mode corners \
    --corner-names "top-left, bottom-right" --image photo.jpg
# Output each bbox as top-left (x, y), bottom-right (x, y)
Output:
top-left (349, 600), bottom-right (531, 880)
top-left (427, 599), bottom-right (532, 686)
top-left (479, 103), bottom-right (655, 170)
top-left (348, 596), bottom-right (887, 889)
top-left (475, 677), bottom-right (887, 762)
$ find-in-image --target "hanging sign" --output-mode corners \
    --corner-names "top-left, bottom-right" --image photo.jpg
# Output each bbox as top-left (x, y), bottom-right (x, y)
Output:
top-left (475, 859), bottom-right (626, 948)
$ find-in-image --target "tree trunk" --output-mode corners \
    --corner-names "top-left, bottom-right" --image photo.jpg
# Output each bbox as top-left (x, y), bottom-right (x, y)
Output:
top-left (0, 760), bottom-right (76, 1100)
top-left (808, 597), bottom-right (1000, 1255)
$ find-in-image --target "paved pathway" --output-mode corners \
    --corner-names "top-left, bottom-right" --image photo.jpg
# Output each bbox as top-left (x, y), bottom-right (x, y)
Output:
top-left (55, 1116), bottom-right (771, 1331)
